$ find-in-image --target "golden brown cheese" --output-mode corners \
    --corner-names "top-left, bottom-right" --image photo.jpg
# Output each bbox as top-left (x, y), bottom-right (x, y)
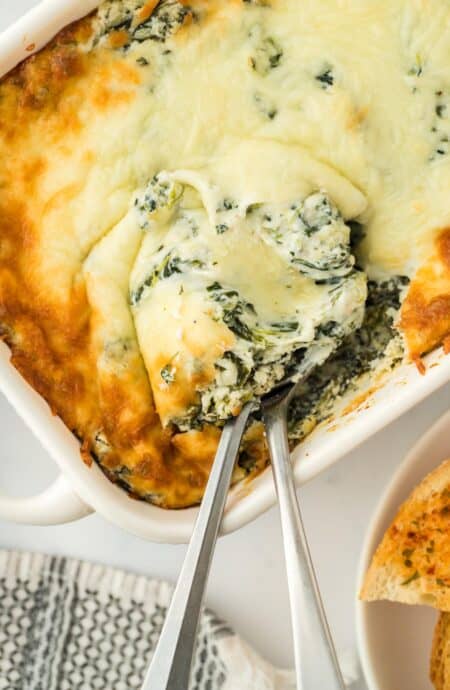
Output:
top-left (400, 228), bottom-right (450, 368)
top-left (0, 8), bottom-right (253, 509)
top-left (0, 0), bottom-right (449, 508)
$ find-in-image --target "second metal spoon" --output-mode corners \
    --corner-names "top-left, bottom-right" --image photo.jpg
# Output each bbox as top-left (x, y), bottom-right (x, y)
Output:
top-left (141, 402), bottom-right (254, 690)
top-left (262, 379), bottom-right (345, 690)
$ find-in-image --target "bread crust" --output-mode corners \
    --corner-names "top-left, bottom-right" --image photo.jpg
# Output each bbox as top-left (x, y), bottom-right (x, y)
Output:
top-left (430, 613), bottom-right (450, 690)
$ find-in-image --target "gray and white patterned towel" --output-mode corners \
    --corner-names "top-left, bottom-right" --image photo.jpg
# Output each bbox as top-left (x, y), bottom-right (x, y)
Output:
top-left (0, 551), bottom-right (358, 689)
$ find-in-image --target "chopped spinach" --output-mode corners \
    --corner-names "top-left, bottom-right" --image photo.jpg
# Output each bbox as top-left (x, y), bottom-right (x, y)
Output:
top-left (250, 35), bottom-right (283, 75)
top-left (207, 282), bottom-right (257, 342)
top-left (252, 192), bottom-right (354, 280)
top-left (288, 276), bottom-right (409, 440)
top-left (217, 198), bottom-right (237, 212)
top-left (131, 252), bottom-right (205, 305)
top-left (214, 198), bottom-right (240, 233)
top-left (97, 1), bottom-right (136, 33)
top-left (130, 179), bottom-right (365, 434)
top-left (161, 363), bottom-right (176, 384)
top-left (170, 403), bottom-right (204, 432)
top-left (317, 321), bottom-right (339, 337)
top-left (292, 251), bottom-right (349, 273)
top-left (429, 89), bottom-right (449, 160)
top-left (221, 351), bottom-right (252, 386)
top-left (133, 1), bottom-right (192, 43)
top-left (93, 431), bottom-right (111, 456)
top-left (254, 91), bottom-right (278, 120)
top-left (268, 321), bottom-right (299, 332)
top-left (408, 55), bottom-right (423, 78)
top-left (135, 173), bottom-right (183, 228)
top-left (316, 67), bottom-right (334, 89)
top-left (98, 0), bottom-right (192, 46)
top-left (207, 282), bottom-right (299, 346)
top-left (301, 193), bottom-right (339, 233)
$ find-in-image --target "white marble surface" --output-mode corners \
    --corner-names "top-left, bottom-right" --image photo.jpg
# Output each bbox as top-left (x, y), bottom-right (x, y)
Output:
top-left (0, 4), bottom-right (449, 688)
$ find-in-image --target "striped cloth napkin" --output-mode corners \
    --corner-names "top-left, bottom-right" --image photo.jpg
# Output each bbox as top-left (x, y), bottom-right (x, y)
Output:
top-left (0, 550), bottom-right (358, 689)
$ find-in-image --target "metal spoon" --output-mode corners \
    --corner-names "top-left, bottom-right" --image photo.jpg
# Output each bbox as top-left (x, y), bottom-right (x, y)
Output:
top-left (141, 402), bottom-right (254, 690)
top-left (262, 373), bottom-right (346, 690)
top-left (143, 363), bottom-right (344, 690)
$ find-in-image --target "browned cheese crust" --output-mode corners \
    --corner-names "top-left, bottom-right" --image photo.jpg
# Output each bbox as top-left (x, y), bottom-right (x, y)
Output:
top-left (400, 228), bottom-right (450, 370)
top-left (0, 8), bottom-right (266, 509)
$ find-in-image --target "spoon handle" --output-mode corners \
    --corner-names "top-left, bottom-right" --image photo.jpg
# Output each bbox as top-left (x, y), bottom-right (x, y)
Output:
top-left (263, 401), bottom-right (346, 690)
top-left (141, 403), bottom-right (254, 690)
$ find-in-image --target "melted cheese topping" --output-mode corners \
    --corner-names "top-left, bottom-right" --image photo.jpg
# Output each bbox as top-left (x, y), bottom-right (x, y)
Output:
top-left (0, 0), bottom-right (449, 507)
top-left (126, 172), bottom-right (366, 427)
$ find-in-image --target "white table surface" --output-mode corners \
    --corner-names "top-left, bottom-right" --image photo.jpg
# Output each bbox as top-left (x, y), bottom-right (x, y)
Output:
top-left (1, 4), bottom-right (449, 688)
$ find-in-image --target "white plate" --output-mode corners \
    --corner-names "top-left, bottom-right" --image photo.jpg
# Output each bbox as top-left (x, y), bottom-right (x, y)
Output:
top-left (356, 409), bottom-right (450, 690)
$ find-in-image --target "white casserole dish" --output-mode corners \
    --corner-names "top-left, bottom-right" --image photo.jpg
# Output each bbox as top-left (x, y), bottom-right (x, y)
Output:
top-left (0, 0), bottom-right (449, 544)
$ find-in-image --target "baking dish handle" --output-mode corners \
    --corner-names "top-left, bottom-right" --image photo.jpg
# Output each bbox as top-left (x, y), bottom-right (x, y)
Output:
top-left (0, 474), bottom-right (93, 525)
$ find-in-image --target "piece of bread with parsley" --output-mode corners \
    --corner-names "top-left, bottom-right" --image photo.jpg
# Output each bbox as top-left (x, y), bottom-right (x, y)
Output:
top-left (430, 612), bottom-right (450, 690)
top-left (360, 459), bottom-right (450, 609)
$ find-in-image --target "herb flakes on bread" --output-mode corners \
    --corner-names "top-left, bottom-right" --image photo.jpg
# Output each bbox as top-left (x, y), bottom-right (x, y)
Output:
top-left (361, 459), bottom-right (450, 609)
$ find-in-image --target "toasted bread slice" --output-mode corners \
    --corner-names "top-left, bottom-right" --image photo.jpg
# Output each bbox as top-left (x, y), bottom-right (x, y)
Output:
top-left (361, 459), bottom-right (450, 609)
top-left (430, 613), bottom-right (450, 690)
